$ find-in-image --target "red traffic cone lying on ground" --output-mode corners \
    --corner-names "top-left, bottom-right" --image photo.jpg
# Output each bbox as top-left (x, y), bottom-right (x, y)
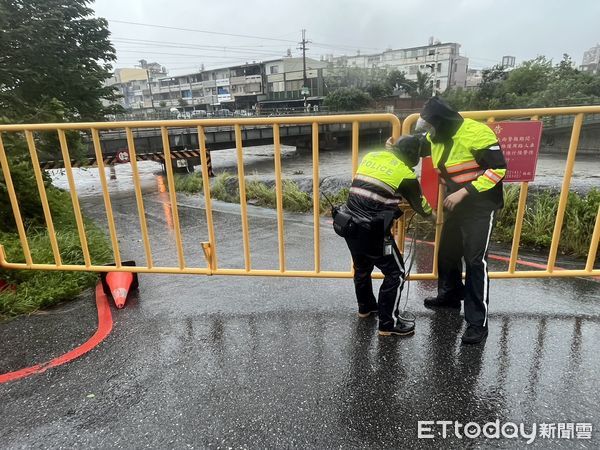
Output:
top-left (100, 261), bottom-right (139, 309)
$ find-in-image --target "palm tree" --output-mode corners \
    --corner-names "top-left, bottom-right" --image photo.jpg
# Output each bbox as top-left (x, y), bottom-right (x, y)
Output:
top-left (415, 71), bottom-right (433, 99)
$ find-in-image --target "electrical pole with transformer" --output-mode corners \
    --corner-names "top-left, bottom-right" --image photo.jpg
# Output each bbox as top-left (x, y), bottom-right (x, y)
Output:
top-left (298, 29), bottom-right (311, 111)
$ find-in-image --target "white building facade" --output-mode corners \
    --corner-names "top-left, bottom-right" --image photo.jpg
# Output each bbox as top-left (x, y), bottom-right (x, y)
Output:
top-left (333, 42), bottom-right (469, 92)
top-left (581, 44), bottom-right (600, 75)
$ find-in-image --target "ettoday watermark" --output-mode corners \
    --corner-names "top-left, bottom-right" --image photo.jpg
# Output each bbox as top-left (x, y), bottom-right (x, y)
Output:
top-left (417, 420), bottom-right (593, 444)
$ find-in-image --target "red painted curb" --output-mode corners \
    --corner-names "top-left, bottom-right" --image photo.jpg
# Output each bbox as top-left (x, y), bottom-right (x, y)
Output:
top-left (0, 282), bottom-right (113, 384)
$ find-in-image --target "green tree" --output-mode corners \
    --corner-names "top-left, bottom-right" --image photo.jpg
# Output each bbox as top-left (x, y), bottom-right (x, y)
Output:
top-left (0, 0), bottom-right (118, 229)
top-left (414, 71), bottom-right (433, 99)
top-left (442, 87), bottom-right (478, 111)
top-left (323, 87), bottom-right (372, 111)
top-left (443, 54), bottom-right (600, 111)
top-left (0, 0), bottom-right (118, 122)
top-left (385, 70), bottom-right (414, 95)
top-left (366, 81), bottom-right (392, 99)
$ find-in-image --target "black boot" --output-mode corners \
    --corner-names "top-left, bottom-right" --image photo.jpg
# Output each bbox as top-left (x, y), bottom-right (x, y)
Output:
top-left (378, 320), bottom-right (415, 336)
top-left (357, 303), bottom-right (378, 318)
top-left (461, 324), bottom-right (488, 344)
top-left (423, 296), bottom-right (462, 309)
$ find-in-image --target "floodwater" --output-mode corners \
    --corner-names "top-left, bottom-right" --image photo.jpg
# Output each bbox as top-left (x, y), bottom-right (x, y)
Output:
top-left (48, 144), bottom-right (600, 197)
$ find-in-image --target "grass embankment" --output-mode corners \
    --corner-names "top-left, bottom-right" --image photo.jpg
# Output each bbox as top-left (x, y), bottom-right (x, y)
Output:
top-left (177, 172), bottom-right (349, 213)
top-left (176, 172), bottom-right (599, 259)
top-left (0, 187), bottom-right (111, 320)
top-left (495, 185), bottom-right (600, 258)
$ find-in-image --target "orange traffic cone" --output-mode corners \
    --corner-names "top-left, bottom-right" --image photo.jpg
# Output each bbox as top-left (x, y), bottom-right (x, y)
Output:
top-left (100, 261), bottom-right (139, 309)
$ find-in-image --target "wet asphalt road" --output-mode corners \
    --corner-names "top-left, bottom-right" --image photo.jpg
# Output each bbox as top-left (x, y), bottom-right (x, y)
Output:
top-left (1, 181), bottom-right (600, 448)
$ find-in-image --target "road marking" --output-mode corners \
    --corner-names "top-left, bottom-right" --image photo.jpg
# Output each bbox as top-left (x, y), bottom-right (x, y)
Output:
top-left (0, 283), bottom-right (113, 384)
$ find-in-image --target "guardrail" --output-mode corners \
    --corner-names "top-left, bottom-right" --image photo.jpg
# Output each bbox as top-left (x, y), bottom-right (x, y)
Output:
top-left (0, 108), bottom-right (599, 279)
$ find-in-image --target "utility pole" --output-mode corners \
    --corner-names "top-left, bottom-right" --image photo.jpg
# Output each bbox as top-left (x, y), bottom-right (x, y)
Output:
top-left (298, 29), bottom-right (311, 110)
top-left (146, 69), bottom-right (155, 111)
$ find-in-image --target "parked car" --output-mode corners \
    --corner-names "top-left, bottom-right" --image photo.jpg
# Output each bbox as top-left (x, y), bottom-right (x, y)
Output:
top-left (190, 110), bottom-right (208, 118)
top-left (214, 109), bottom-right (233, 117)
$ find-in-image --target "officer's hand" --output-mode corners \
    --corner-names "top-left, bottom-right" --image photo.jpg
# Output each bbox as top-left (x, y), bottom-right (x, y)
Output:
top-left (385, 137), bottom-right (394, 150)
top-left (443, 188), bottom-right (469, 211)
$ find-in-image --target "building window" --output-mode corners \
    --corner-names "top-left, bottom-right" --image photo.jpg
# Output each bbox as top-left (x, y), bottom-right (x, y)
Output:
top-left (437, 63), bottom-right (442, 73)
top-left (270, 66), bottom-right (279, 74)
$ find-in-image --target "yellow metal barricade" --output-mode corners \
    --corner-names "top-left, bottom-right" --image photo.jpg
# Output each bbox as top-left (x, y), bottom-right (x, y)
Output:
top-left (0, 108), bottom-right (598, 279)
top-left (402, 106), bottom-right (600, 279)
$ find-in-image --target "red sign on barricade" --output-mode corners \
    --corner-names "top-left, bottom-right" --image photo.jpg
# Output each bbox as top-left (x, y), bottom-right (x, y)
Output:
top-left (420, 156), bottom-right (439, 210)
top-left (488, 121), bottom-right (543, 182)
top-left (115, 148), bottom-right (130, 164)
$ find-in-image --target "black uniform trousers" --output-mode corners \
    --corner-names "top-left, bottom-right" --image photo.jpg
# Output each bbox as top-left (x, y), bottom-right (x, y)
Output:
top-left (345, 232), bottom-right (406, 330)
top-left (437, 206), bottom-right (496, 327)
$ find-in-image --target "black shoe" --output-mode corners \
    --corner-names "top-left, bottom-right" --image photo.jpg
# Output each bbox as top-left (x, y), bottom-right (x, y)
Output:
top-left (423, 296), bottom-right (461, 309)
top-left (378, 320), bottom-right (415, 336)
top-left (357, 304), bottom-right (378, 318)
top-left (461, 324), bottom-right (488, 344)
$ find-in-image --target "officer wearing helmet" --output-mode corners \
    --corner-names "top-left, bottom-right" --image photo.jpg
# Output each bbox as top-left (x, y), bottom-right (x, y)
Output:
top-left (416, 96), bottom-right (507, 345)
top-left (338, 136), bottom-right (434, 337)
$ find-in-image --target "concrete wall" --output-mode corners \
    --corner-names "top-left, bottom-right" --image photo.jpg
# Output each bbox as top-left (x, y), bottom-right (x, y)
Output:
top-left (540, 123), bottom-right (600, 155)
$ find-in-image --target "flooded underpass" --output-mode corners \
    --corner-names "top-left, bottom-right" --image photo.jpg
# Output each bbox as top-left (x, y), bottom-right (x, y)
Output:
top-left (2, 143), bottom-right (598, 448)
top-left (48, 144), bottom-right (600, 197)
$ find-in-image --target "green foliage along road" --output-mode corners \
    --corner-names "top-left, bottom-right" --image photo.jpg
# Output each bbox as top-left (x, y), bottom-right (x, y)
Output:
top-left (0, 0), bottom-right (116, 318)
top-left (444, 55), bottom-right (600, 111)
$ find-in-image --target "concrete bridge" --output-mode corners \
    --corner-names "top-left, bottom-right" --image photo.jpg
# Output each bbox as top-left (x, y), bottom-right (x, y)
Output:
top-left (38, 111), bottom-right (600, 169)
top-left (89, 111), bottom-right (600, 157)
top-left (541, 114), bottom-right (600, 155)
top-left (94, 120), bottom-right (391, 154)
top-left (39, 120), bottom-right (393, 170)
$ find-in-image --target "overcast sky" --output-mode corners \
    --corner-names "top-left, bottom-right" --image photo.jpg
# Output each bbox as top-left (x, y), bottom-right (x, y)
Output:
top-left (94, 0), bottom-right (600, 76)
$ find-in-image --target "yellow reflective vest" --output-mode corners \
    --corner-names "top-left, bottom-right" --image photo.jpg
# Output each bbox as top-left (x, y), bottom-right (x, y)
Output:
top-left (354, 150), bottom-right (432, 214)
top-left (356, 151), bottom-right (414, 190)
top-left (427, 118), bottom-right (506, 193)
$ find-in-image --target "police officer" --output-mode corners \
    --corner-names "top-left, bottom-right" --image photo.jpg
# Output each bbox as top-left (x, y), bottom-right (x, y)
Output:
top-left (341, 136), bottom-right (434, 337)
top-left (416, 96), bottom-right (507, 344)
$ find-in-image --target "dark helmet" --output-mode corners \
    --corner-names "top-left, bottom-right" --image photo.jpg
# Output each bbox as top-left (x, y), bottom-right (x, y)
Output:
top-left (420, 96), bottom-right (464, 143)
top-left (391, 135), bottom-right (421, 167)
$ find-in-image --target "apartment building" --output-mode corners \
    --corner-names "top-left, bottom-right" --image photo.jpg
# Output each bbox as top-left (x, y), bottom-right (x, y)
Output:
top-left (333, 41), bottom-right (469, 92)
top-left (264, 57), bottom-right (327, 102)
top-left (581, 44), bottom-right (600, 75)
top-left (108, 57), bottom-right (328, 113)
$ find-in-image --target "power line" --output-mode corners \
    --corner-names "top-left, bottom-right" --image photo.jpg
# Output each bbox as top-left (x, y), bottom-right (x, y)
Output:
top-left (106, 19), bottom-right (298, 43)
top-left (107, 19), bottom-right (383, 56)
top-left (116, 49), bottom-right (285, 60)
top-left (113, 36), bottom-right (291, 51)
top-left (112, 39), bottom-right (289, 54)
top-left (112, 39), bottom-right (290, 57)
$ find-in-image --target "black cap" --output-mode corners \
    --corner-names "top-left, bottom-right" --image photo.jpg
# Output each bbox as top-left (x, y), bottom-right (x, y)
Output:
top-left (392, 135), bottom-right (421, 167)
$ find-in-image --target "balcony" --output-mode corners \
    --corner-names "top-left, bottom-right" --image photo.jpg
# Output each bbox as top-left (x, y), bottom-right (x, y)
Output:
top-left (246, 75), bottom-right (262, 83)
top-left (230, 76), bottom-right (246, 85)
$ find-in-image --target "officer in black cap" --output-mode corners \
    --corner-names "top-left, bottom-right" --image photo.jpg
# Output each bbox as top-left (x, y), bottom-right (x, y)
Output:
top-left (335, 136), bottom-right (434, 337)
